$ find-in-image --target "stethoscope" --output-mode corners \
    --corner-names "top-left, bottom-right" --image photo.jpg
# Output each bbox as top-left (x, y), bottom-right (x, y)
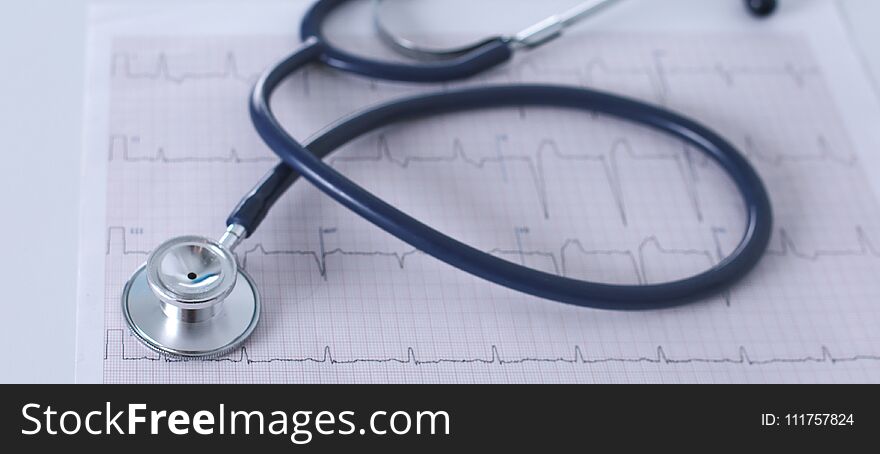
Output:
top-left (122, 0), bottom-right (777, 357)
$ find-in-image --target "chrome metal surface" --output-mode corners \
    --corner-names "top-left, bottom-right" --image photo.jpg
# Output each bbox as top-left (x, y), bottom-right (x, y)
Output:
top-left (219, 224), bottom-right (247, 251)
top-left (145, 235), bottom-right (238, 312)
top-left (512, 0), bottom-right (622, 48)
top-left (372, 0), bottom-right (502, 61)
top-left (372, 0), bottom-right (622, 59)
top-left (122, 263), bottom-right (261, 358)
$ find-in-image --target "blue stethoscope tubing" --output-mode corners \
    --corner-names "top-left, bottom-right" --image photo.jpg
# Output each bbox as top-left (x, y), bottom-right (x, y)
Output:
top-left (231, 0), bottom-right (773, 310)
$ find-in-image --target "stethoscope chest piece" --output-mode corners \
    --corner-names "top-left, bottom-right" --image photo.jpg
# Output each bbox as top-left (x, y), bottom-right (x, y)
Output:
top-left (121, 235), bottom-right (260, 358)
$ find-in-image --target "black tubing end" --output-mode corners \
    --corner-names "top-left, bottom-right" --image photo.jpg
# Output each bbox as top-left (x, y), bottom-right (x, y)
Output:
top-left (745, 0), bottom-right (777, 17)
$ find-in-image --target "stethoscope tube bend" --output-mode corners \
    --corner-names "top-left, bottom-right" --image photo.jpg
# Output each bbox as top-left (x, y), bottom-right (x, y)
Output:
top-left (240, 14), bottom-right (772, 310)
top-left (122, 0), bottom-right (774, 359)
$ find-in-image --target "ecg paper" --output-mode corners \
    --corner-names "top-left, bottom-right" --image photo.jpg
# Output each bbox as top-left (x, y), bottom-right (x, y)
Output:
top-left (78, 2), bottom-right (880, 383)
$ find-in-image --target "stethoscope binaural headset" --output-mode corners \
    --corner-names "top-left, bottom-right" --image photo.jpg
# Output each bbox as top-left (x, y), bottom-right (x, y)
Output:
top-left (122, 0), bottom-right (777, 357)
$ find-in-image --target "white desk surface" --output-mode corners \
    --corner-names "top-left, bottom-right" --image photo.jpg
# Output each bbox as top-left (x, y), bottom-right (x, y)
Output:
top-left (1, 0), bottom-right (878, 383)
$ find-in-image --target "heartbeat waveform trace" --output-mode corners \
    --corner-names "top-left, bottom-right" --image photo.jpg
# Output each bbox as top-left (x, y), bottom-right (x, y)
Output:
top-left (104, 225), bottom-right (725, 306)
top-left (111, 51), bottom-right (377, 97)
top-left (665, 61), bottom-right (820, 86)
top-left (107, 135), bottom-right (275, 164)
top-left (768, 226), bottom-right (880, 260)
top-left (110, 129), bottom-right (853, 170)
top-left (103, 329), bottom-right (880, 367)
top-left (513, 50), bottom-right (819, 102)
top-left (109, 132), bottom-right (703, 224)
top-left (241, 226), bottom-right (725, 285)
top-left (513, 52), bottom-right (682, 103)
top-left (107, 129), bottom-right (855, 224)
top-left (742, 135), bottom-right (857, 166)
top-left (106, 224), bottom-right (880, 287)
top-left (112, 52), bottom-right (259, 84)
top-left (331, 134), bottom-right (702, 224)
top-left (331, 133), bottom-right (852, 224)
top-left (112, 50), bottom-right (820, 103)
top-left (235, 234), bottom-right (701, 284)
